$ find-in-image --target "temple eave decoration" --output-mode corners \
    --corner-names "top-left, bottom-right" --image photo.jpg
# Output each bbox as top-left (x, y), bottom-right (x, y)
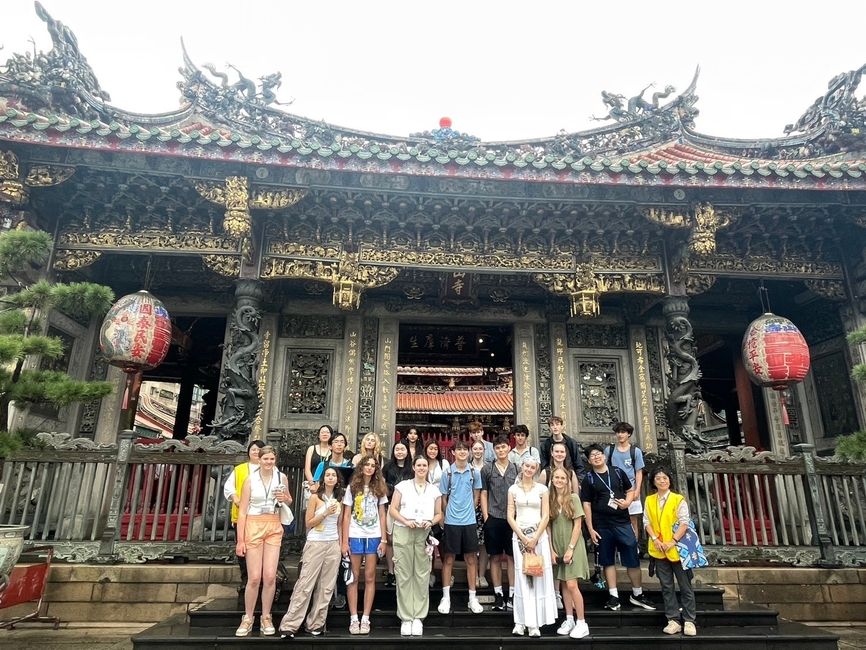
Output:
top-left (0, 5), bottom-right (864, 191)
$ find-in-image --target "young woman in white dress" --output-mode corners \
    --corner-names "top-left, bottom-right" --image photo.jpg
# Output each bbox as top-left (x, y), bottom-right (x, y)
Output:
top-left (507, 456), bottom-right (556, 638)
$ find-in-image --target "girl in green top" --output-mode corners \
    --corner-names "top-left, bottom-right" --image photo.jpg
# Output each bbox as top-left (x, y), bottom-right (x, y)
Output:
top-left (548, 467), bottom-right (590, 639)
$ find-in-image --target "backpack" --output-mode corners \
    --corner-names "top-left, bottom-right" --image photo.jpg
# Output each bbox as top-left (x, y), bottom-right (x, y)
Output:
top-left (444, 464), bottom-right (477, 499)
top-left (605, 443), bottom-right (638, 473)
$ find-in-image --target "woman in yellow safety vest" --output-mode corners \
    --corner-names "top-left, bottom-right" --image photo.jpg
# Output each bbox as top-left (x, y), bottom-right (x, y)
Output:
top-left (643, 467), bottom-right (697, 638)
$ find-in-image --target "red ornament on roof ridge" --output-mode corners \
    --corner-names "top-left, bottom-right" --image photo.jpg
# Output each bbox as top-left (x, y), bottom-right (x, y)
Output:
top-left (439, 117), bottom-right (452, 129)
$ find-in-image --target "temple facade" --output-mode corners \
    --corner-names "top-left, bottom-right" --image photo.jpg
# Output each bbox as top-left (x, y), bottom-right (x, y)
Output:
top-left (2, 6), bottom-right (865, 458)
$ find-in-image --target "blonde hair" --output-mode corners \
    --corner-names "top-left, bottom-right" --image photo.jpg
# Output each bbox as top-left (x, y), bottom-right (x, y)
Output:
top-left (259, 445), bottom-right (278, 458)
top-left (360, 432), bottom-right (383, 459)
top-left (548, 467), bottom-right (576, 520)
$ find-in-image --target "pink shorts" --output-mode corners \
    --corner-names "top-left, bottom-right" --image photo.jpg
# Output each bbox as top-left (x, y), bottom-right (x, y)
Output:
top-left (245, 513), bottom-right (283, 547)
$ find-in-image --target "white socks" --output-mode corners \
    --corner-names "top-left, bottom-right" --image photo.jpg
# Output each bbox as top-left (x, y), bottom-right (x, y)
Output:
top-left (609, 588), bottom-right (619, 598)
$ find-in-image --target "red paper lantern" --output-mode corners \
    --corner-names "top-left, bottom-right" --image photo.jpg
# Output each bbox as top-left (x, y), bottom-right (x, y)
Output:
top-left (99, 290), bottom-right (172, 373)
top-left (742, 312), bottom-right (811, 389)
top-left (742, 312), bottom-right (810, 425)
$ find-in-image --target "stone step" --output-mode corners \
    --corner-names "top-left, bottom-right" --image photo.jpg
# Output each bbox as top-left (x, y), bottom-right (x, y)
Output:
top-left (133, 616), bottom-right (839, 649)
top-left (189, 606), bottom-right (780, 631)
top-left (255, 584), bottom-right (727, 609)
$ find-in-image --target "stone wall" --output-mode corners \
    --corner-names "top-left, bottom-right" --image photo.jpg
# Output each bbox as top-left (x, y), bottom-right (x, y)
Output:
top-left (691, 567), bottom-right (866, 622)
top-left (2, 564), bottom-right (864, 623)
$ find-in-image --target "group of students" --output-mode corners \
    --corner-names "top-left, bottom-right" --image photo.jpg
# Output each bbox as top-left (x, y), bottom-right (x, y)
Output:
top-left (224, 417), bottom-right (699, 639)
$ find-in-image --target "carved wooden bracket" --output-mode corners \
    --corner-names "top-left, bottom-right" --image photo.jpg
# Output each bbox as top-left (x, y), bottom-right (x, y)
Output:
top-left (0, 149), bottom-right (75, 206)
top-left (645, 202), bottom-right (733, 256)
top-left (194, 176), bottom-right (306, 263)
top-left (263, 249), bottom-right (400, 310)
top-left (534, 263), bottom-right (665, 317)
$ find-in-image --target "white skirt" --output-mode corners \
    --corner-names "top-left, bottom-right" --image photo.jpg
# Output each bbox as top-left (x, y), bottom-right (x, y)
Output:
top-left (511, 530), bottom-right (557, 628)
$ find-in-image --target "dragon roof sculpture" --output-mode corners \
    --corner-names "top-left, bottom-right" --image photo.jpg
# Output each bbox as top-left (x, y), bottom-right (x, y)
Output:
top-left (1, 3), bottom-right (865, 189)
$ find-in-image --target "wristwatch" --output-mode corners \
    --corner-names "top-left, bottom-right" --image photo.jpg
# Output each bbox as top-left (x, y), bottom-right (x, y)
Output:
top-left (651, 536), bottom-right (659, 541)
top-left (567, 543), bottom-right (575, 549)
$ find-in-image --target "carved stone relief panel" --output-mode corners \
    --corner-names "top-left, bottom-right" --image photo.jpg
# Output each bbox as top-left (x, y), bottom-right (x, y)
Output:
top-left (280, 314), bottom-right (345, 339)
top-left (281, 349), bottom-right (334, 418)
top-left (576, 359), bottom-right (623, 431)
top-left (358, 318), bottom-right (378, 435)
top-left (567, 324), bottom-right (628, 349)
top-left (810, 350), bottom-right (859, 438)
top-left (645, 326), bottom-right (671, 440)
top-left (533, 323), bottom-right (553, 436)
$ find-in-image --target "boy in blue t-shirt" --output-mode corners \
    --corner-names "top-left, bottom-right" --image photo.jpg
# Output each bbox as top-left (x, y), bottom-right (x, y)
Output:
top-left (437, 439), bottom-right (484, 615)
top-left (606, 421), bottom-right (645, 542)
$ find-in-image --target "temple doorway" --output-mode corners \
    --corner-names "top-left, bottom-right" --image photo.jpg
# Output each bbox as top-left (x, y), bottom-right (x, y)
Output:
top-left (133, 316), bottom-right (226, 440)
top-left (395, 323), bottom-right (514, 458)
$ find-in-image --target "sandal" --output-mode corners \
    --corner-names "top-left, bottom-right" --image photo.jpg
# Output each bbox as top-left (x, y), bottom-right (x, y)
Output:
top-left (235, 615), bottom-right (254, 637)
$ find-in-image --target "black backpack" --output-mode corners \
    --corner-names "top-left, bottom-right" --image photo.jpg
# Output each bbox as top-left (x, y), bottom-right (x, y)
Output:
top-left (605, 443), bottom-right (638, 472)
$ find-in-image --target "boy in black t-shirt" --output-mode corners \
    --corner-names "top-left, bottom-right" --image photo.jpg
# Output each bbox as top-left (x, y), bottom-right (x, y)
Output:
top-left (580, 444), bottom-right (655, 612)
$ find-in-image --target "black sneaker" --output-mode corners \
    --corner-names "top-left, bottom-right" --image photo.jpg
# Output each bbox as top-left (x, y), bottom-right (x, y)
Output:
top-left (333, 593), bottom-right (347, 610)
top-left (629, 593), bottom-right (656, 610)
top-left (386, 572), bottom-right (396, 587)
top-left (506, 597), bottom-right (513, 610)
top-left (280, 630), bottom-right (295, 639)
top-left (305, 627), bottom-right (323, 636)
top-left (604, 596), bottom-right (621, 611)
top-left (493, 594), bottom-right (505, 611)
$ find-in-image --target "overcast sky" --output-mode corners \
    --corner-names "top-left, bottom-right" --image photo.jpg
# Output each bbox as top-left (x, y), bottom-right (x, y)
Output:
top-left (3, 1), bottom-right (864, 142)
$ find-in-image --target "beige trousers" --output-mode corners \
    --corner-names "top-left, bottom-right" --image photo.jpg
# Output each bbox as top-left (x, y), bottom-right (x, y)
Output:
top-left (392, 525), bottom-right (432, 622)
top-left (278, 539), bottom-right (340, 633)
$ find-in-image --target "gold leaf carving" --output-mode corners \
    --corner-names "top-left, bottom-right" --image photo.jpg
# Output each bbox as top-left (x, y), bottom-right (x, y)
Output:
top-left (202, 254), bottom-right (241, 278)
top-left (0, 150), bottom-right (20, 181)
top-left (250, 188), bottom-right (307, 210)
top-left (52, 249), bottom-right (101, 271)
top-left (25, 165), bottom-right (75, 188)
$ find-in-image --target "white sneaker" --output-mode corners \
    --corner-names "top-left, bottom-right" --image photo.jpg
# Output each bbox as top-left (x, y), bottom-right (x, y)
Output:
top-left (528, 627), bottom-right (541, 638)
top-left (570, 621), bottom-right (590, 639)
top-left (555, 592), bottom-right (564, 609)
top-left (411, 619), bottom-right (423, 636)
top-left (663, 620), bottom-right (683, 635)
top-left (683, 621), bottom-right (697, 637)
top-left (477, 576), bottom-right (489, 588)
top-left (556, 619), bottom-right (575, 635)
top-left (437, 596), bottom-right (451, 614)
top-left (468, 597), bottom-right (483, 614)
top-left (400, 621), bottom-right (412, 637)
top-left (512, 624), bottom-right (525, 636)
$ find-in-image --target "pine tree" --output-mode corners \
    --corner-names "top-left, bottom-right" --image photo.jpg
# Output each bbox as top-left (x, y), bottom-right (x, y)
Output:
top-left (0, 228), bottom-right (114, 431)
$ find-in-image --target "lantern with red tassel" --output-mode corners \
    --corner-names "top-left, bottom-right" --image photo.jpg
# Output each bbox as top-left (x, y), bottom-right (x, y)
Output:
top-left (741, 312), bottom-right (811, 424)
top-left (99, 290), bottom-right (172, 431)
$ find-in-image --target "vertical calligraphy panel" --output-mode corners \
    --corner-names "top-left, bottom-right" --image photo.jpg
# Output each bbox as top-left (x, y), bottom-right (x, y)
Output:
top-left (628, 325), bottom-right (657, 453)
top-left (513, 323), bottom-right (539, 436)
top-left (374, 318), bottom-right (399, 450)
top-left (549, 322), bottom-right (578, 439)
top-left (342, 316), bottom-right (362, 448)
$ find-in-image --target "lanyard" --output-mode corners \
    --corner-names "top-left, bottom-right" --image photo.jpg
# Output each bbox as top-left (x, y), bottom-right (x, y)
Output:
top-left (593, 470), bottom-right (614, 497)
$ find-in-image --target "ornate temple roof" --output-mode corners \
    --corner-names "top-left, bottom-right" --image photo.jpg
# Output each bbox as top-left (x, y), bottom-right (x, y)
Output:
top-left (396, 390), bottom-right (514, 415)
top-left (1, 4), bottom-right (865, 190)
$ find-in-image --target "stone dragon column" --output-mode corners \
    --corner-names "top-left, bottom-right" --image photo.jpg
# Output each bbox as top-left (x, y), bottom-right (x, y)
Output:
top-left (662, 296), bottom-right (711, 451)
top-left (211, 279), bottom-right (264, 440)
